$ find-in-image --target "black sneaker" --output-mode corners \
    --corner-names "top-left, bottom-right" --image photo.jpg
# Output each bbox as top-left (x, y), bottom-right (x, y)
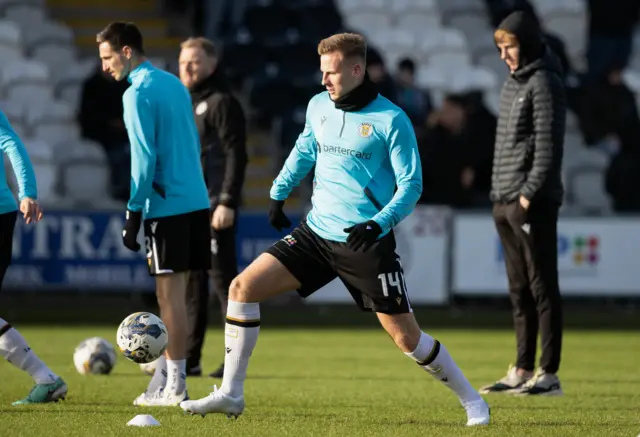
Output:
top-left (208, 362), bottom-right (224, 378)
top-left (517, 370), bottom-right (564, 396)
top-left (187, 365), bottom-right (202, 377)
top-left (479, 365), bottom-right (530, 394)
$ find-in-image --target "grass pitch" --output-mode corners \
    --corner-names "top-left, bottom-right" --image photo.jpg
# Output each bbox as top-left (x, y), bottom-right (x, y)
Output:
top-left (0, 325), bottom-right (638, 436)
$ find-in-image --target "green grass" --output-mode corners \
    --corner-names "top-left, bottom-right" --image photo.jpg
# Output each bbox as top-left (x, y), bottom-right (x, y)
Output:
top-left (1, 326), bottom-right (639, 436)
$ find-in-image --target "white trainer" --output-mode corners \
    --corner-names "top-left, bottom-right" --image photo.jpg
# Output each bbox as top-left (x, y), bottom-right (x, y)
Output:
top-left (133, 390), bottom-right (158, 406)
top-left (463, 398), bottom-right (491, 426)
top-left (180, 385), bottom-right (244, 419)
top-left (134, 388), bottom-right (188, 407)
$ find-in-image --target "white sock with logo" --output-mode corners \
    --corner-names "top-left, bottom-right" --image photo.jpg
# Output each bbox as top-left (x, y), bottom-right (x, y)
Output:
top-left (220, 300), bottom-right (260, 398)
top-left (146, 354), bottom-right (167, 393)
top-left (405, 331), bottom-right (480, 403)
top-left (166, 359), bottom-right (186, 395)
top-left (0, 319), bottom-right (57, 384)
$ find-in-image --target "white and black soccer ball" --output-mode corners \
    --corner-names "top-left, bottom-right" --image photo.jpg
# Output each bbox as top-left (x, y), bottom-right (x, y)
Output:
top-left (73, 337), bottom-right (117, 375)
top-left (116, 312), bottom-right (168, 364)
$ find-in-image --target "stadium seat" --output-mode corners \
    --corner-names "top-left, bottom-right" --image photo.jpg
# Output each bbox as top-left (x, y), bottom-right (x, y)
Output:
top-left (31, 161), bottom-right (59, 201)
top-left (396, 13), bottom-right (441, 32)
top-left (59, 139), bottom-right (107, 166)
top-left (241, 3), bottom-right (296, 46)
top-left (368, 28), bottom-right (417, 64)
top-left (427, 51), bottom-right (471, 69)
top-left (437, 0), bottom-right (486, 19)
top-left (23, 20), bottom-right (74, 49)
top-left (26, 100), bottom-right (79, 145)
top-left (0, 19), bottom-right (22, 60)
top-left (58, 82), bottom-right (82, 111)
top-left (448, 12), bottom-right (491, 44)
top-left (0, 98), bottom-right (23, 123)
top-left (62, 162), bottom-right (111, 205)
top-left (296, 3), bottom-right (343, 41)
top-left (3, 4), bottom-right (46, 28)
top-left (390, 0), bottom-right (438, 14)
top-left (417, 27), bottom-right (467, 59)
top-left (23, 138), bottom-right (54, 162)
top-left (1, 59), bottom-right (53, 107)
top-left (337, 0), bottom-right (386, 15)
top-left (347, 12), bottom-right (391, 33)
top-left (31, 42), bottom-right (77, 85)
top-left (570, 170), bottom-right (611, 212)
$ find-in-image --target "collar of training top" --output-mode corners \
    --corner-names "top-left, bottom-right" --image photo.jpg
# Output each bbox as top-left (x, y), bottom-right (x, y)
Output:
top-left (127, 60), bottom-right (153, 83)
top-left (332, 72), bottom-right (379, 112)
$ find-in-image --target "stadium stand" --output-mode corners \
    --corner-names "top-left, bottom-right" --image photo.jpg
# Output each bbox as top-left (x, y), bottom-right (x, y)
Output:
top-left (0, 0), bottom-right (638, 214)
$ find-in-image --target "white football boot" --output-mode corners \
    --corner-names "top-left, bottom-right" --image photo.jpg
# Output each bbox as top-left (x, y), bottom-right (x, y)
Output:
top-left (180, 385), bottom-right (244, 418)
top-left (134, 388), bottom-right (188, 407)
top-left (462, 398), bottom-right (491, 426)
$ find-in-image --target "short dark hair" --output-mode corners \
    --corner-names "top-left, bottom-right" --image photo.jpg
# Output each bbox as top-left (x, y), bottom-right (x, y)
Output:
top-left (97, 22), bottom-right (144, 55)
top-left (397, 58), bottom-right (415, 73)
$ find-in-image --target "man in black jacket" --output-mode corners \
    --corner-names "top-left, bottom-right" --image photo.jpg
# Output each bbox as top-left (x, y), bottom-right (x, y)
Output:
top-left (481, 10), bottom-right (566, 396)
top-left (179, 37), bottom-right (248, 378)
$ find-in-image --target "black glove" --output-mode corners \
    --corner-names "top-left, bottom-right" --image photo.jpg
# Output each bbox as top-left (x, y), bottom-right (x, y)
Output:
top-left (343, 220), bottom-right (382, 252)
top-left (122, 209), bottom-right (142, 252)
top-left (268, 199), bottom-right (291, 231)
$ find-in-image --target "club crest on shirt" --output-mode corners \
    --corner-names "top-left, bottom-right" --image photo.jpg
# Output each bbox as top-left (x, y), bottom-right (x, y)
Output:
top-left (358, 122), bottom-right (373, 138)
top-left (195, 101), bottom-right (208, 115)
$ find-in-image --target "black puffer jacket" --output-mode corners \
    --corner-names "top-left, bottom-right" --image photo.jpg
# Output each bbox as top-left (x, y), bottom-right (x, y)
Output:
top-left (490, 11), bottom-right (566, 205)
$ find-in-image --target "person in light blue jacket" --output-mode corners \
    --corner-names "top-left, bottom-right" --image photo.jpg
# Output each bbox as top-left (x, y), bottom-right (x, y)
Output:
top-left (181, 33), bottom-right (491, 427)
top-left (0, 109), bottom-right (67, 405)
top-left (97, 21), bottom-right (210, 407)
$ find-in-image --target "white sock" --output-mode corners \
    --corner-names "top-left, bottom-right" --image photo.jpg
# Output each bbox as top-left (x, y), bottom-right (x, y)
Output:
top-left (166, 359), bottom-right (186, 395)
top-left (220, 300), bottom-right (260, 398)
top-left (0, 319), bottom-right (57, 384)
top-left (405, 331), bottom-right (481, 404)
top-left (146, 355), bottom-right (167, 393)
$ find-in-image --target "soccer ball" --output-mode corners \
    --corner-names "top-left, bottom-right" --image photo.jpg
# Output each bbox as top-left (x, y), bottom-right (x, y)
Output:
top-left (139, 359), bottom-right (158, 376)
top-left (116, 312), bottom-right (168, 364)
top-left (73, 337), bottom-right (117, 375)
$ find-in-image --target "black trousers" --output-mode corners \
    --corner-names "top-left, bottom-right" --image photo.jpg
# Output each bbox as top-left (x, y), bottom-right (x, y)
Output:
top-left (493, 201), bottom-right (563, 374)
top-left (185, 224), bottom-right (237, 369)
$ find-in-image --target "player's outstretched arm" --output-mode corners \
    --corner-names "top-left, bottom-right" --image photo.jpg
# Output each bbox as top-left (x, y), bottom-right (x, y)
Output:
top-left (270, 100), bottom-right (318, 202)
top-left (0, 112), bottom-right (40, 223)
top-left (123, 89), bottom-right (157, 213)
top-left (372, 114), bottom-right (422, 233)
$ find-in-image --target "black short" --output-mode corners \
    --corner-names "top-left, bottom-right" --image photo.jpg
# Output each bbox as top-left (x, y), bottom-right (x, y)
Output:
top-left (0, 211), bottom-right (17, 290)
top-left (143, 209), bottom-right (210, 276)
top-left (266, 222), bottom-right (412, 314)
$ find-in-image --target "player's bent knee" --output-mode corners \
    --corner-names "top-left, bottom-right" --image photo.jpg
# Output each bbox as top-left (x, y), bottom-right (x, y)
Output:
top-left (228, 253), bottom-right (301, 303)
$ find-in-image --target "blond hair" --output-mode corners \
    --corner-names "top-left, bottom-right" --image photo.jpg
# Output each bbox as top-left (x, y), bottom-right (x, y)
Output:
top-left (180, 36), bottom-right (217, 58)
top-left (493, 29), bottom-right (518, 46)
top-left (317, 32), bottom-right (367, 62)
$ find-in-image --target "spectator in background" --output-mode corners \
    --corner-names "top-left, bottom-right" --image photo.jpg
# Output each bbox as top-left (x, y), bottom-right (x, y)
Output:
top-left (605, 143), bottom-right (640, 213)
top-left (366, 47), bottom-right (397, 103)
top-left (484, 10), bottom-right (566, 396)
top-left (418, 93), bottom-right (494, 208)
top-left (78, 63), bottom-right (130, 202)
top-left (574, 65), bottom-right (640, 155)
top-left (394, 58), bottom-right (433, 133)
top-left (586, 0), bottom-right (639, 84)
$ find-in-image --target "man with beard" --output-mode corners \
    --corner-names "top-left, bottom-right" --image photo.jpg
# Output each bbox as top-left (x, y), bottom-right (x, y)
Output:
top-left (179, 37), bottom-right (248, 379)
